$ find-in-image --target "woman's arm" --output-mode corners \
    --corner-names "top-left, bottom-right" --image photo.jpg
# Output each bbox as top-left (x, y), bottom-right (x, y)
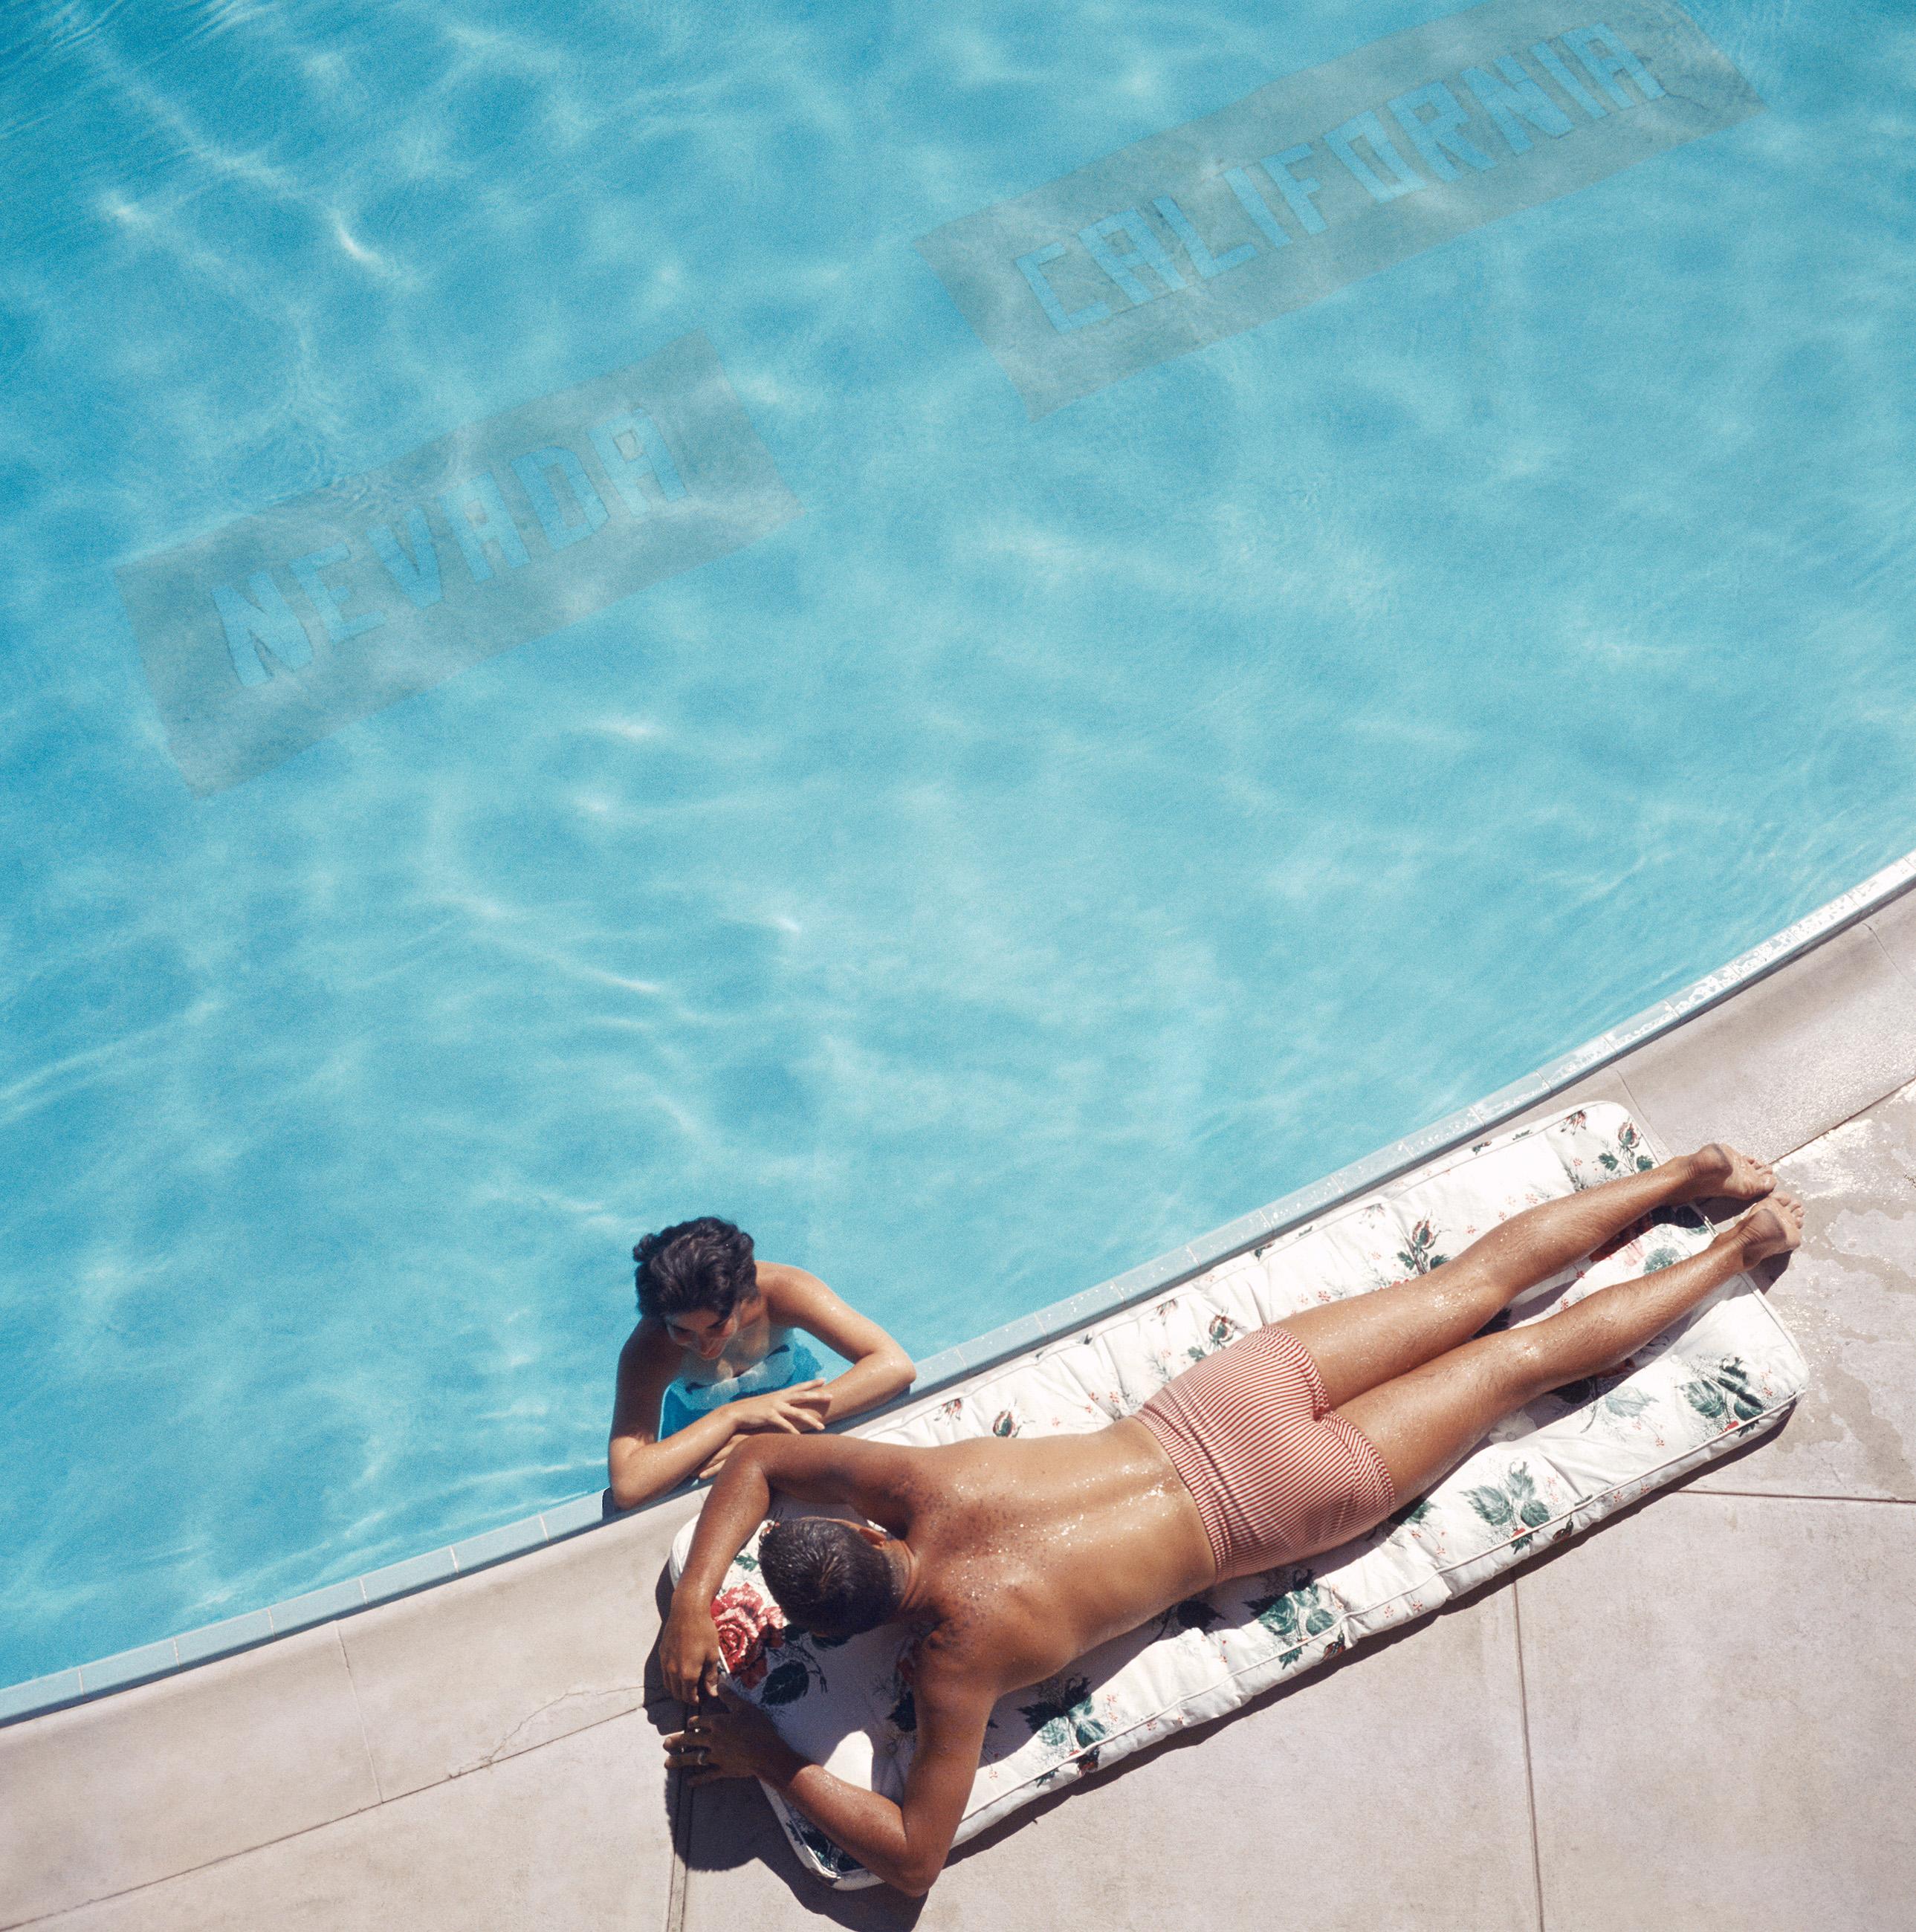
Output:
top-left (607, 1323), bottom-right (745, 1511)
top-left (760, 1263), bottom-right (916, 1422)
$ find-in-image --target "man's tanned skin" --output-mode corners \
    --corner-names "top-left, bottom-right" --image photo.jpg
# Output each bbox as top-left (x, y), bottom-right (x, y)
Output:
top-left (662, 1419), bottom-right (1215, 1895)
top-left (661, 1146), bottom-right (1802, 1896)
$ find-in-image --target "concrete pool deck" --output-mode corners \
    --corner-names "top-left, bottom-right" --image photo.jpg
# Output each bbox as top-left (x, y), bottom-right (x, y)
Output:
top-left (5, 884), bottom-right (1916, 1929)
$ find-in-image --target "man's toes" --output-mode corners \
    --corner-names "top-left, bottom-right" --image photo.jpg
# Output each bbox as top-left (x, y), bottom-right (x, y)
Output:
top-left (1732, 1147), bottom-right (1774, 1190)
top-left (1706, 1142), bottom-right (1777, 1200)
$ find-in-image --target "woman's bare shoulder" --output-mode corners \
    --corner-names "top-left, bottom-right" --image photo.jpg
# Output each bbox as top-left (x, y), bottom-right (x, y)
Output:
top-left (618, 1316), bottom-right (677, 1376)
top-left (751, 1258), bottom-right (802, 1301)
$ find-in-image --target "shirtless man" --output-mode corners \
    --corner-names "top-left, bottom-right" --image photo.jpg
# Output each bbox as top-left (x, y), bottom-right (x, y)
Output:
top-left (662, 1145), bottom-right (1802, 1895)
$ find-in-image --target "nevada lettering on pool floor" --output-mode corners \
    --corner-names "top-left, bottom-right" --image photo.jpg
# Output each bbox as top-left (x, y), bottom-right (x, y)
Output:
top-left (914, 0), bottom-right (1764, 416)
top-left (116, 331), bottom-right (800, 797)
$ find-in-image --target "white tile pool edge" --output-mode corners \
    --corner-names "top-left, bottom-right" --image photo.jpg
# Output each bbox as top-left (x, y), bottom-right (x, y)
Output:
top-left (7, 840), bottom-right (1914, 1726)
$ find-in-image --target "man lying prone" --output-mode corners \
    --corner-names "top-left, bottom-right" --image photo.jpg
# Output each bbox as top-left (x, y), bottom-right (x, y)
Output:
top-left (662, 1145), bottom-right (1799, 1895)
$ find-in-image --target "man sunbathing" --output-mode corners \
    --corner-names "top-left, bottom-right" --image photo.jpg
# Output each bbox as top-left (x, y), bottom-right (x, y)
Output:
top-left (662, 1145), bottom-right (1802, 1894)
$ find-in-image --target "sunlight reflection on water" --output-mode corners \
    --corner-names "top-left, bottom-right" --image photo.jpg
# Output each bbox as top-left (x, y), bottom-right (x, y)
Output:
top-left (1, 0), bottom-right (1912, 1683)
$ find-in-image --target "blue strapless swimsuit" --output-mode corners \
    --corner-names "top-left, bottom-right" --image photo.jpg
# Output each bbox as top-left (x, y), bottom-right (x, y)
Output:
top-left (658, 1326), bottom-right (827, 1440)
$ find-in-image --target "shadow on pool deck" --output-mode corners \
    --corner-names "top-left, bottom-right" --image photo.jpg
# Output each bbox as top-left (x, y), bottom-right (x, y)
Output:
top-left (4, 889), bottom-right (1915, 1931)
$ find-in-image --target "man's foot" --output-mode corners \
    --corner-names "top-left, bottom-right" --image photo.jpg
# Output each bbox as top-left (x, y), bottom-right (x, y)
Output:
top-left (1676, 1142), bottom-right (1776, 1204)
top-left (1729, 1193), bottom-right (1805, 1264)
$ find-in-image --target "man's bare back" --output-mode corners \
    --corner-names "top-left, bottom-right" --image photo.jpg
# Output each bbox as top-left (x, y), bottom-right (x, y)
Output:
top-left (875, 1421), bottom-right (1216, 1684)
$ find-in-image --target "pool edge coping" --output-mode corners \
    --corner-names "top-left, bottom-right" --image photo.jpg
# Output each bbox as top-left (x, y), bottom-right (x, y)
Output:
top-left (6, 840), bottom-right (1913, 1728)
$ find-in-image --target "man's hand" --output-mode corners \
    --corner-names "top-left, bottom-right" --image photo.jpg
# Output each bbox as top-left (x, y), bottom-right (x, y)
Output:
top-left (664, 1684), bottom-right (793, 1785)
top-left (729, 1382), bottom-right (832, 1436)
top-left (660, 1606), bottom-right (724, 1705)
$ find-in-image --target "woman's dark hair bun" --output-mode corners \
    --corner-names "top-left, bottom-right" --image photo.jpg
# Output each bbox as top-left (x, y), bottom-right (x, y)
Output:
top-left (632, 1216), bottom-right (756, 1323)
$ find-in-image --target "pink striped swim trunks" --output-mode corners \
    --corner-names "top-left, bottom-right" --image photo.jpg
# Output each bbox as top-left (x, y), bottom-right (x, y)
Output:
top-left (1133, 1323), bottom-right (1396, 1581)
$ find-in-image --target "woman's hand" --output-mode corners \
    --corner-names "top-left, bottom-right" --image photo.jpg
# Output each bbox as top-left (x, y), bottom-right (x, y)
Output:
top-left (729, 1381), bottom-right (832, 1436)
top-left (660, 1607), bottom-right (725, 1705)
top-left (664, 1684), bottom-right (792, 1785)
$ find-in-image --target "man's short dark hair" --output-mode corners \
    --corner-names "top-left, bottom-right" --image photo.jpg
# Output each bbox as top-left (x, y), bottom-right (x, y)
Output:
top-left (759, 1519), bottom-right (902, 1636)
top-left (632, 1216), bottom-right (755, 1323)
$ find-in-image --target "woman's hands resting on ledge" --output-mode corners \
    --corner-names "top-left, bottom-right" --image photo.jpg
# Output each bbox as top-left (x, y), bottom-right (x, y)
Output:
top-left (730, 1381), bottom-right (834, 1435)
top-left (693, 1381), bottom-right (832, 1479)
top-left (606, 1380), bottom-right (834, 1511)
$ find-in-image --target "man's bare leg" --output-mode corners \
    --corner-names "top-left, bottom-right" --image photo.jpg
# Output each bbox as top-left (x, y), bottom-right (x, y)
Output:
top-left (1330, 1195), bottom-right (1805, 1522)
top-left (1278, 1142), bottom-right (1776, 1410)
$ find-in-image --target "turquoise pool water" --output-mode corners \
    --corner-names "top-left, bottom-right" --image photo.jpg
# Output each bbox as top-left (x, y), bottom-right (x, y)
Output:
top-left (3, 0), bottom-right (1913, 1689)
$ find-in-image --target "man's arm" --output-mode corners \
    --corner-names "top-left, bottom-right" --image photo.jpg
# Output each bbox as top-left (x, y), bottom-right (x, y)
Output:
top-left (676, 1667), bottom-right (993, 1896)
top-left (770, 1665), bottom-right (991, 1895)
top-left (660, 1433), bottom-right (910, 1703)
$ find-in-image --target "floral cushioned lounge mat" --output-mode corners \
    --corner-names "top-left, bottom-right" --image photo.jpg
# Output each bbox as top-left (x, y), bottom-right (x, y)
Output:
top-left (668, 1103), bottom-right (1809, 1887)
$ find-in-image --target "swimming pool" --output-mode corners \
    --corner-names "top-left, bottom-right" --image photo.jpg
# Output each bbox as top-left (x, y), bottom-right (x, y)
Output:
top-left (2, 0), bottom-right (1912, 1692)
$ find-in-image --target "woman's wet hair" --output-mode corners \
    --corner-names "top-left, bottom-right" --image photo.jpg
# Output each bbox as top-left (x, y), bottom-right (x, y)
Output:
top-left (632, 1216), bottom-right (757, 1324)
top-left (758, 1519), bottom-right (902, 1636)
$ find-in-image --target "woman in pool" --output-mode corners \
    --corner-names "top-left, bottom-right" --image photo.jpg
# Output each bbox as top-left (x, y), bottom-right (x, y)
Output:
top-left (608, 1215), bottom-right (916, 1511)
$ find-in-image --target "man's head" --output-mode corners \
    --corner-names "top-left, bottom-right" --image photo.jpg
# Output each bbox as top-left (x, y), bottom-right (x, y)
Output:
top-left (632, 1216), bottom-right (757, 1359)
top-left (758, 1518), bottom-right (904, 1638)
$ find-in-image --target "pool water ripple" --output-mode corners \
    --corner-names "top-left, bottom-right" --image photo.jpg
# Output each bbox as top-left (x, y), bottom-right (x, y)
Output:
top-left (1, 0), bottom-right (1913, 1685)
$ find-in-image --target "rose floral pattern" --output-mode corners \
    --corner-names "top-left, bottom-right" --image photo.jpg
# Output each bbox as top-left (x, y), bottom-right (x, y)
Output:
top-left (669, 1103), bottom-right (1810, 1890)
top-left (710, 1583), bottom-right (785, 1690)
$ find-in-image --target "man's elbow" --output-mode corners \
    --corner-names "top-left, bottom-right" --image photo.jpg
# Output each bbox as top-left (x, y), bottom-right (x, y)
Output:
top-left (887, 1827), bottom-right (950, 1897)
top-left (725, 1433), bottom-right (777, 1471)
top-left (884, 1349), bottom-right (918, 1400)
top-left (891, 1854), bottom-right (943, 1899)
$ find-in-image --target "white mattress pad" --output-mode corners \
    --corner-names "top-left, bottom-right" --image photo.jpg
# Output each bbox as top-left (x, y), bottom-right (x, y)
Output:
top-left (668, 1103), bottom-right (1808, 1887)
